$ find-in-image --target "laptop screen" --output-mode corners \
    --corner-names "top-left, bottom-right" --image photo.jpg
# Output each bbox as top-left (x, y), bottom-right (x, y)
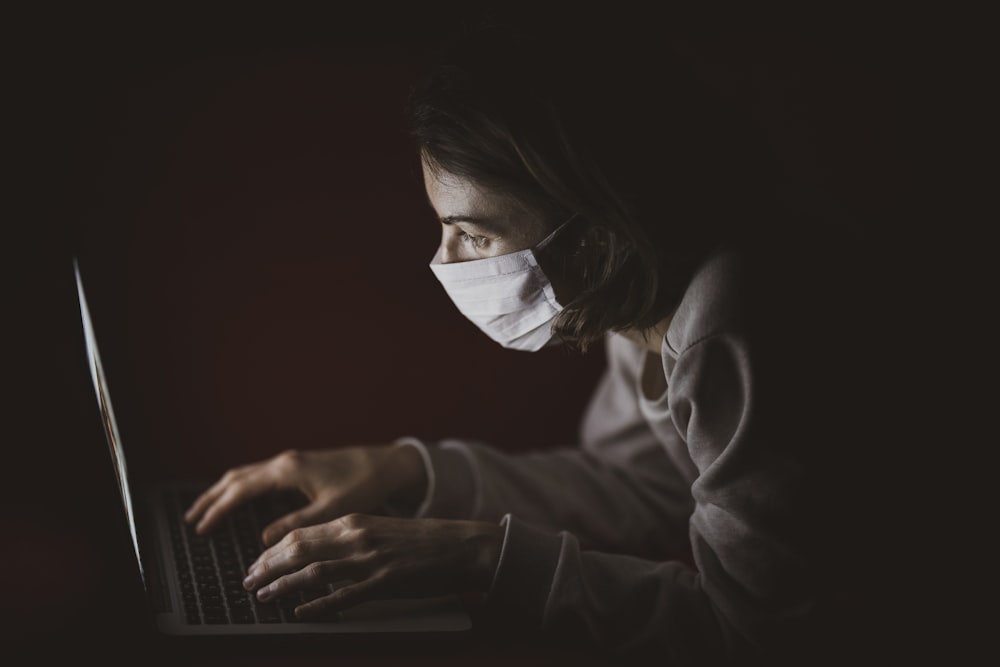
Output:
top-left (74, 259), bottom-right (146, 588)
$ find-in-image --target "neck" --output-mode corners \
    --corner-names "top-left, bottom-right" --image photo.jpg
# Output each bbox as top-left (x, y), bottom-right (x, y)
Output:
top-left (621, 313), bottom-right (674, 354)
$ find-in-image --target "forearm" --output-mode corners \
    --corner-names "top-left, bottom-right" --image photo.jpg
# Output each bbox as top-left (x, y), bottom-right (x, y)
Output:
top-left (402, 437), bottom-right (693, 560)
top-left (478, 514), bottom-right (736, 661)
top-left (478, 514), bottom-right (847, 663)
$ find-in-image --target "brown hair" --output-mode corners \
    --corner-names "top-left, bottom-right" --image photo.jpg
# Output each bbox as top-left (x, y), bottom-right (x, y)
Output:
top-left (407, 13), bottom-right (785, 350)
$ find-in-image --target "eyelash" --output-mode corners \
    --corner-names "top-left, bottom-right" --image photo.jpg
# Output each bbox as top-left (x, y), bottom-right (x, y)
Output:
top-left (459, 231), bottom-right (489, 249)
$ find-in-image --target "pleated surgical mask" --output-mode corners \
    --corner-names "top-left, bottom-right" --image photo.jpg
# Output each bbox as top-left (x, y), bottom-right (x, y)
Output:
top-left (429, 220), bottom-right (572, 352)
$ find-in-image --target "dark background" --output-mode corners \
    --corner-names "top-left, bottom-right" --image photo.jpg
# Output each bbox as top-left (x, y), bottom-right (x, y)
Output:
top-left (6, 5), bottom-right (927, 663)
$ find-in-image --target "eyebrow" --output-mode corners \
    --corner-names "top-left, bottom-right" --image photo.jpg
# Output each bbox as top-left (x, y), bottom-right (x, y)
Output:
top-left (440, 215), bottom-right (503, 232)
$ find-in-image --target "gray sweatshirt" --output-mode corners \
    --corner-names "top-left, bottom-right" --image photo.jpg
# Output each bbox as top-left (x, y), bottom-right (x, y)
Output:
top-left (399, 248), bottom-right (872, 663)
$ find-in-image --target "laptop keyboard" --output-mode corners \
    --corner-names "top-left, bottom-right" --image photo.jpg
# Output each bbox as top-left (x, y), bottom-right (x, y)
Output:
top-left (163, 489), bottom-right (335, 625)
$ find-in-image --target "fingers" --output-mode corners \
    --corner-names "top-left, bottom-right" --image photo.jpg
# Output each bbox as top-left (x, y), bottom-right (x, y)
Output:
top-left (246, 525), bottom-right (352, 589)
top-left (295, 577), bottom-right (385, 619)
top-left (260, 503), bottom-right (333, 548)
top-left (244, 517), bottom-right (373, 611)
top-left (239, 515), bottom-right (499, 621)
top-left (247, 537), bottom-right (384, 621)
top-left (184, 465), bottom-right (281, 535)
top-left (185, 447), bottom-right (400, 539)
top-left (252, 558), bottom-right (366, 605)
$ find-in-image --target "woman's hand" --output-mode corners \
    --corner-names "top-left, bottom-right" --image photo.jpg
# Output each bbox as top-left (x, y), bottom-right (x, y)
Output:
top-left (183, 445), bottom-right (427, 546)
top-left (243, 514), bottom-right (503, 618)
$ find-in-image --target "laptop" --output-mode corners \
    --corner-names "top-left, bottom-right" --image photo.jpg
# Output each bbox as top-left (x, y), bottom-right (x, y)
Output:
top-left (73, 258), bottom-right (472, 636)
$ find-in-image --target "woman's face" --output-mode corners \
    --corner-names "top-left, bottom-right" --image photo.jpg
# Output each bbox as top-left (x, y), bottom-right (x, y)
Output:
top-left (422, 159), bottom-right (551, 264)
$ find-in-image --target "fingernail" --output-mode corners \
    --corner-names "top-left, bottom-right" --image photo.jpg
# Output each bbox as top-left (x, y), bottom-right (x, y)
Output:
top-left (243, 574), bottom-right (255, 590)
top-left (256, 585), bottom-right (272, 601)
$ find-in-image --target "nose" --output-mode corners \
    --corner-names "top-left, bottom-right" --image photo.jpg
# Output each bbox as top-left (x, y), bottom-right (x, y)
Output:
top-left (437, 245), bottom-right (458, 264)
top-left (436, 227), bottom-right (462, 264)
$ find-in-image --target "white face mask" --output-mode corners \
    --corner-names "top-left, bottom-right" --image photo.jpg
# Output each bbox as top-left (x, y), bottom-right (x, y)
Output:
top-left (429, 222), bottom-right (569, 352)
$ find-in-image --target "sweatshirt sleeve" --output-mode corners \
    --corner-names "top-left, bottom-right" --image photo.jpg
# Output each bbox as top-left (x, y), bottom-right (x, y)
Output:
top-left (475, 330), bottom-right (843, 661)
top-left (396, 334), bottom-right (694, 560)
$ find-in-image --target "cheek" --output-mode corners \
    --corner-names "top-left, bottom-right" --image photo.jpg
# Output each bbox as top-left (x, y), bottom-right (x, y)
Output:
top-left (437, 227), bottom-right (475, 264)
top-left (503, 220), bottom-right (546, 251)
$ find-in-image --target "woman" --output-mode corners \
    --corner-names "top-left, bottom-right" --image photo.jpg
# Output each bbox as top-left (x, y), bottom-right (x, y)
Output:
top-left (184, 14), bottom-right (888, 663)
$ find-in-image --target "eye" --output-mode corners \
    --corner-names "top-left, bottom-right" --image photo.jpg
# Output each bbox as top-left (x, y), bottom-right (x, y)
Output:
top-left (459, 231), bottom-right (489, 249)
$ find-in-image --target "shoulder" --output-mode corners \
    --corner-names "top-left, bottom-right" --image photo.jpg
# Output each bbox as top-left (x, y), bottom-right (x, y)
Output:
top-left (664, 248), bottom-right (752, 357)
top-left (664, 241), bottom-right (859, 359)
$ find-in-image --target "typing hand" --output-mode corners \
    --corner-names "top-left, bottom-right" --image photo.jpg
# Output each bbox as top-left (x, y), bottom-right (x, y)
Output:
top-left (183, 445), bottom-right (427, 545)
top-left (243, 514), bottom-right (503, 618)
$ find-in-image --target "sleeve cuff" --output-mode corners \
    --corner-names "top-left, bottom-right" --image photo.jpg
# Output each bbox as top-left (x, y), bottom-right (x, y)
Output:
top-left (391, 437), bottom-right (480, 519)
top-left (390, 437), bottom-right (435, 518)
top-left (479, 513), bottom-right (565, 631)
top-left (396, 437), bottom-right (481, 519)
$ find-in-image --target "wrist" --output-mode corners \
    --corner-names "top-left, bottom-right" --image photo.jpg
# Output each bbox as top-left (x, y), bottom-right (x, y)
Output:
top-left (467, 521), bottom-right (504, 593)
top-left (385, 441), bottom-right (429, 509)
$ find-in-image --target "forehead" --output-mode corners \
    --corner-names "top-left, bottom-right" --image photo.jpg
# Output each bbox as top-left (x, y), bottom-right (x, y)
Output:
top-left (420, 159), bottom-right (517, 218)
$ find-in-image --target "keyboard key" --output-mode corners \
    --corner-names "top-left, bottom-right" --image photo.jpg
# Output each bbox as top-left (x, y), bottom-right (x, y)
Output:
top-left (166, 488), bottom-right (323, 627)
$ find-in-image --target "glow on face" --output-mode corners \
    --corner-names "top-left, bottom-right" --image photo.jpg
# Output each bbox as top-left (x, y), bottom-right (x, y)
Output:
top-left (422, 159), bottom-right (549, 264)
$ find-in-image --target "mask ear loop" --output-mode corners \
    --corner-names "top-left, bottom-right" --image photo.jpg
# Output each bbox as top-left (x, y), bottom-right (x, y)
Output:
top-left (534, 213), bottom-right (580, 252)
